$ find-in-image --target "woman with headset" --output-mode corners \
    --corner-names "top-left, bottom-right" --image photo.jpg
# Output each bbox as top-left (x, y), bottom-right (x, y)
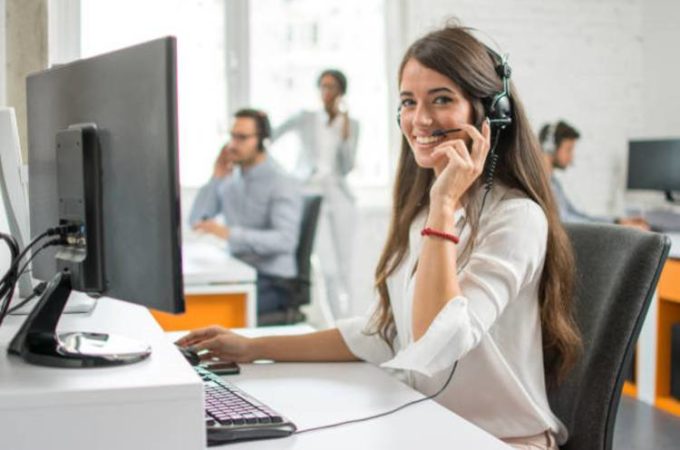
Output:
top-left (179, 22), bottom-right (581, 449)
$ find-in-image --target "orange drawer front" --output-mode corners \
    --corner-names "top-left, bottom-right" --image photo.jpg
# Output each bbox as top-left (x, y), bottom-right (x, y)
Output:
top-left (658, 259), bottom-right (680, 303)
top-left (150, 293), bottom-right (247, 331)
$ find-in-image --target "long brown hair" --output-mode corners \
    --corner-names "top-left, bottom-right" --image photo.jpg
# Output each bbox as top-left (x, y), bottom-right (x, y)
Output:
top-left (369, 23), bottom-right (581, 382)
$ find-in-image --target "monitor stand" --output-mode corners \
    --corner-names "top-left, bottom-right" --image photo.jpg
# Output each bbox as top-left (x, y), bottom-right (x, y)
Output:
top-left (7, 270), bottom-right (151, 368)
top-left (665, 190), bottom-right (680, 204)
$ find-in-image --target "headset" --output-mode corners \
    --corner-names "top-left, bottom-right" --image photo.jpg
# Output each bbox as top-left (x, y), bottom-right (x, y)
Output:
top-left (396, 46), bottom-right (513, 134)
top-left (254, 111), bottom-right (272, 152)
top-left (483, 48), bottom-right (513, 131)
top-left (541, 123), bottom-right (558, 154)
top-left (233, 109), bottom-right (272, 152)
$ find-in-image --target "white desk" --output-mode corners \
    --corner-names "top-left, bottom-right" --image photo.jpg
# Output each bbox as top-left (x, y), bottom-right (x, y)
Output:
top-left (183, 240), bottom-right (256, 287)
top-left (169, 329), bottom-right (511, 450)
top-left (218, 362), bottom-right (509, 449)
top-left (1, 298), bottom-right (510, 450)
top-left (0, 298), bottom-right (205, 450)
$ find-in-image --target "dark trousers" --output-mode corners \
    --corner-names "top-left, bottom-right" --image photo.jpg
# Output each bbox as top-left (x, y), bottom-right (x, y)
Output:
top-left (256, 273), bottom-right (292, 316)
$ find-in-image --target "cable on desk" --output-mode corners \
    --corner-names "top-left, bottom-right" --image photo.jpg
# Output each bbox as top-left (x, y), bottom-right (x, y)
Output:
top-left (294, 361), bottom-right (458, 435)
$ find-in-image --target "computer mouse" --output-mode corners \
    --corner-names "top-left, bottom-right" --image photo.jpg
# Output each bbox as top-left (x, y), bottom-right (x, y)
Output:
top-left (176, 344), bottom-right (201, 366)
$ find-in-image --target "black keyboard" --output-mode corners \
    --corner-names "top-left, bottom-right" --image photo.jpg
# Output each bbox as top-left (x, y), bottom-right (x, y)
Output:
top-left (195, 365), bottom-right (297, 446)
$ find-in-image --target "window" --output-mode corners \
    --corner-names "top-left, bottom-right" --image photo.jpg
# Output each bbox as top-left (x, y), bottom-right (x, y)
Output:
top-left (249, 0), bottom-right (389, 186)
top-left (80, 0), bottom-right (228, 187)
top-left (78, 0), bottom-right (393, 188)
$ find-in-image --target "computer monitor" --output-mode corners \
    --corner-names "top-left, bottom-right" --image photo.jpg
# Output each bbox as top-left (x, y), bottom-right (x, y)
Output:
top-left (627, 139), bottom-right (680, 202)
top-left (7, 36), bottom-right (184, 367)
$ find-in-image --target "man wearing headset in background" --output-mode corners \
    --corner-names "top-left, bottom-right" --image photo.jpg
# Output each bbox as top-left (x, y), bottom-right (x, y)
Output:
top-left (190, 109), bottom-right (303, 317)
top-left (539, 120), bottom-right (649, 229)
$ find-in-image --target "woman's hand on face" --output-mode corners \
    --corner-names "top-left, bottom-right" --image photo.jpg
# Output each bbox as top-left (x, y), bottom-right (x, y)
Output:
top-left (176, 326), bottom-right (255, 362)
top-left (429, 120), bottom-right (491, 210)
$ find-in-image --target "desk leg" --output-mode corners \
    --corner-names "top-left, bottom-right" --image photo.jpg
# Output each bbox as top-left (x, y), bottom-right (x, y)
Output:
top-left (246, 284), bottom-right (257, 328)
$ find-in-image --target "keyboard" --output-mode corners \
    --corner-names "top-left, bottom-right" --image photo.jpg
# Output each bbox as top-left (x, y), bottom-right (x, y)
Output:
top-left (196, 365), bottom-right (297, 446)
top-left (644, 210), bottom-right (680, 232)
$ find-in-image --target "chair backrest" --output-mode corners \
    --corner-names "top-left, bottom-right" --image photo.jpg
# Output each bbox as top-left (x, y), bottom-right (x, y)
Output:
top-left (296, 195), bottom-right (323, 284)
top-left (547, 223), bottom-right (670, 450)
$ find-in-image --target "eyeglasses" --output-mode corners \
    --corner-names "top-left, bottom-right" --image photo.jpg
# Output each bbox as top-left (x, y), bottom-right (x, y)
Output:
top-left (230, 132), bottom-right (258, 142)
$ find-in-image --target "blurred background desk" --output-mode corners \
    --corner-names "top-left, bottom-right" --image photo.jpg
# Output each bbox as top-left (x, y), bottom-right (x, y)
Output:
top-left (651, 232), bottom-right (680, 415)
top-left (627, 231), bottom-right (680, 418)
top-left (152, 240), bottom-right (257, 329)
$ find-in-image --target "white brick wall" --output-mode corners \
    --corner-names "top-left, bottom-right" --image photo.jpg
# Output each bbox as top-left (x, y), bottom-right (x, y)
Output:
top-left (400, 0), bottom-right (667, 217)
top-left (346, 0), bottom-right (680, 318)
top-left (640, 0), bottom-right (680, 138)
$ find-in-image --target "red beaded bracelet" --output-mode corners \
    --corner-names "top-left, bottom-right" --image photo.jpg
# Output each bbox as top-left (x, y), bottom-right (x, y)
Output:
top-left (421, 227), bottom-right (460, 244)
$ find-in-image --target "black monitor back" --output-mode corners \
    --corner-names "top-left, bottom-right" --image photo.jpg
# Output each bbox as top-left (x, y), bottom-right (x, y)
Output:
top-left (26, 37), bottom-right (184, 313)
top-left (627, 139), bottom-right (680, 192)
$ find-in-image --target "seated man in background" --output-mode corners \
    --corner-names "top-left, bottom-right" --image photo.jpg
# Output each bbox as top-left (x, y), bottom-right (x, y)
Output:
top-left (539, 120), bottom-right (649, 230)
top-left (190, 109), bottom-right (303, 317)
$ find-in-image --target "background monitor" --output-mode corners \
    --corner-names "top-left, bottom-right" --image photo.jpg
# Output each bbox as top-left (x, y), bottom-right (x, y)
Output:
top-left (8, 36), bottom-right (184, 367)
top-left (0, 108), bottom-right (32, 298)
top-left (627, 139), bottom-right (680, 201)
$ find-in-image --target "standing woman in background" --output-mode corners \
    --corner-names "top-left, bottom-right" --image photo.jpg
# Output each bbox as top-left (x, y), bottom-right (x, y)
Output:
top-left (180, 23), bottom-right (581, 449)
top-left (272, 69), bottom-right (360, 318)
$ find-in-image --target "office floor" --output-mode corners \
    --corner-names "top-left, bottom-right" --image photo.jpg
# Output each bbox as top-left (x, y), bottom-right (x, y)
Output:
top-left (614, 396), bottom-right (680, 449)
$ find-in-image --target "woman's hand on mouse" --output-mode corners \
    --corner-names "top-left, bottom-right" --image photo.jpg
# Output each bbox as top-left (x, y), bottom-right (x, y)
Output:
top-left (176, 326), bottom-right (254, 362)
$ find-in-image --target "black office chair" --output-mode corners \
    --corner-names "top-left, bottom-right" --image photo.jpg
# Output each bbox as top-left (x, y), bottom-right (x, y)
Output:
top-left (546, 223), bottom-right (670, 450)
top-left (258, 195), bottom-right (323, 326)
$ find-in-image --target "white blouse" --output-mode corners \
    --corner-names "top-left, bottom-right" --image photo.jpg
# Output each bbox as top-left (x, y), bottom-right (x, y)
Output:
top-left (336, 183), bottom-right (568, 444)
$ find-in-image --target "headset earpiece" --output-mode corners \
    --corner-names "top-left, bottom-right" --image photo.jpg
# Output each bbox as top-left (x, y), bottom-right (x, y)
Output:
top-left (484, 48), bottom-right (513, 131)
top-left (256, 112), bottom-right (272, 151)
top-left (542, 123), bottom-right (558, 154)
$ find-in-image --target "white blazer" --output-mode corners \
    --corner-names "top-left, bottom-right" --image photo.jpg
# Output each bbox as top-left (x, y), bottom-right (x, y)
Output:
top-left (272, 110), bottom-right (359, 200)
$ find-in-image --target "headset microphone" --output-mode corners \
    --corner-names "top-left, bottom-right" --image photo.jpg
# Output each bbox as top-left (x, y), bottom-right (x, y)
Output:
top-left (397, 109), bottom-right (461, 137)
top-left (431, 128), bottom-right (461, 137)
